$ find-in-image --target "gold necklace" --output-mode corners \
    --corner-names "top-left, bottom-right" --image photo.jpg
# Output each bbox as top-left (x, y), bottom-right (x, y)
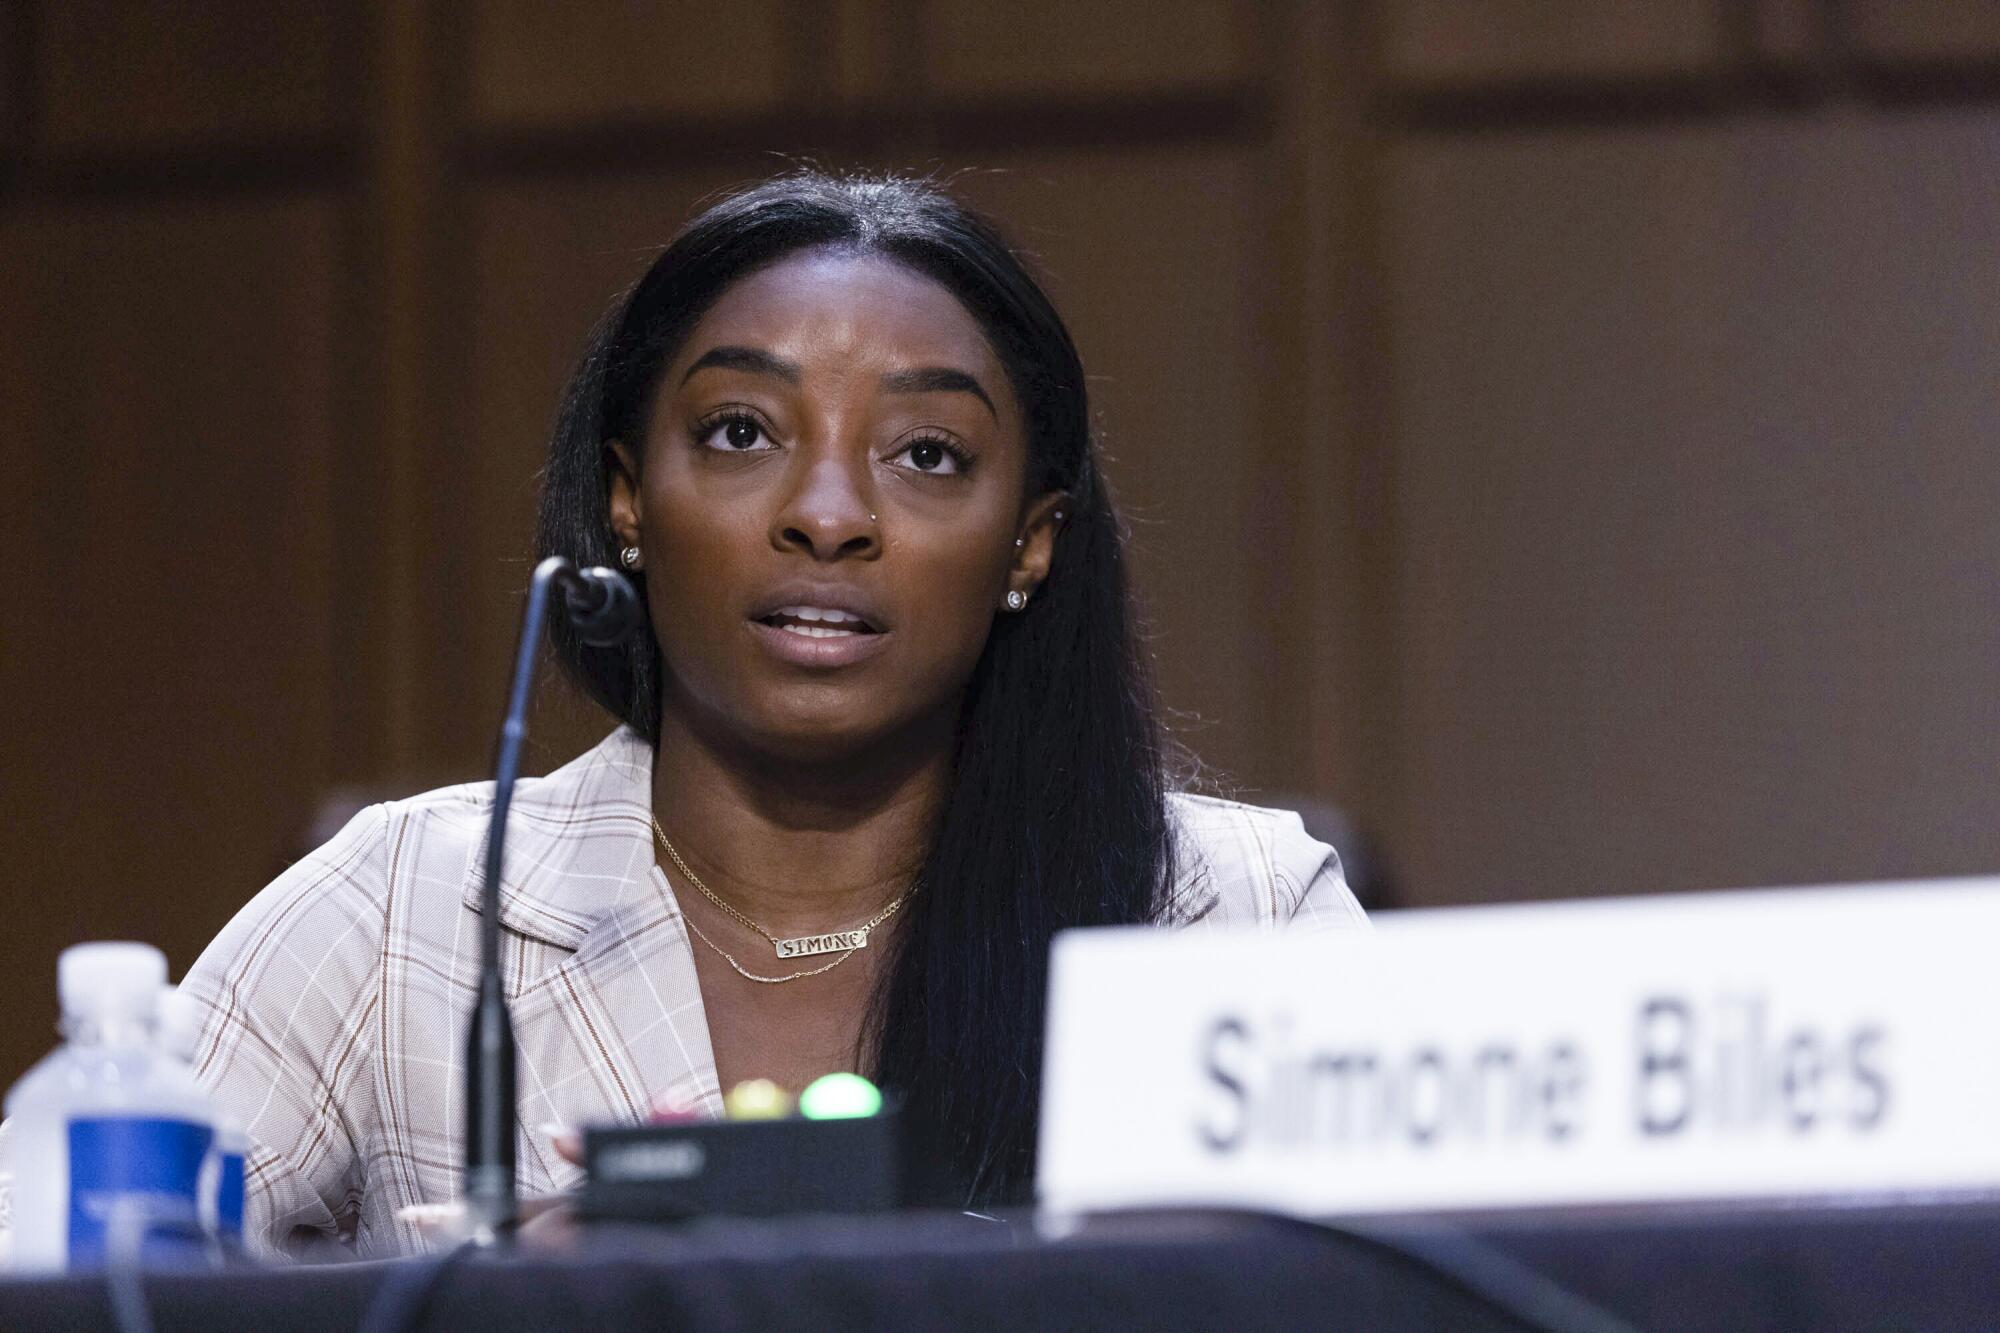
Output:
top-left (680, 914), bottom-right (860, 985)
top-left (649, 814), bottom-right (916, 964)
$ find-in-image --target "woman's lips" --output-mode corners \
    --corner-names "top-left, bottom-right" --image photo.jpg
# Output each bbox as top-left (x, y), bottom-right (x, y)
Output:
top-left (748, 617), bottom-right (892, 669)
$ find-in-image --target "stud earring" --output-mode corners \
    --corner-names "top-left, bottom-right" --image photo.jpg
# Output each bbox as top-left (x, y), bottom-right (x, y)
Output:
top-left (1014, 537), bottom-right (1025, 549)
top-left (619, 546), bottom-right (643, 570)
top-left (1005, 590), bottom-right (1028, 611)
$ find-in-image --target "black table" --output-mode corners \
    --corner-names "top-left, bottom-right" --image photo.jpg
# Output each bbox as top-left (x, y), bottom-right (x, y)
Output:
top-left (4, 1201), bottom-right (1996, 1331)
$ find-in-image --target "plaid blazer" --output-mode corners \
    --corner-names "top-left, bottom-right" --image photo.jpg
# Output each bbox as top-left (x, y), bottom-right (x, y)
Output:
top-left (0, 728), bottom-right (1363, 1258)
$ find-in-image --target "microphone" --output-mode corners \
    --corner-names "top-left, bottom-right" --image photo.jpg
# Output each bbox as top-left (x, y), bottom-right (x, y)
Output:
top-left (463, 556), bottom-right (640, 1241)
top-left (557, 564), bottom-right (643, 647)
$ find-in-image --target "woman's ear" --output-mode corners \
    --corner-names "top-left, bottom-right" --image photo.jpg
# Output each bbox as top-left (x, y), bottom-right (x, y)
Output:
top-left (606, 440), bottom-right (643, 551)
top-left (1006, 491), bottom-right (1069, 602)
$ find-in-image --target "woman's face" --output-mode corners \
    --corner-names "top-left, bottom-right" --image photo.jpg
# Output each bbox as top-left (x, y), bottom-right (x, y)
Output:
top-left (609, 249), bottom-right (1062, 764)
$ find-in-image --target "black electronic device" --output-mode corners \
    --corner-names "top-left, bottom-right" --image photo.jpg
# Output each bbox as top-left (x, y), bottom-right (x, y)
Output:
top-left (579, 1110), bottom-right (940, 1223)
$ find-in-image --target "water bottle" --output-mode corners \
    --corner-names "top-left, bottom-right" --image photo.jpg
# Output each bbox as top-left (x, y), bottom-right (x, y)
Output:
top-left (154, 987), bottom-right (246, 1244)
top-left (3, 943), bottom-right (216, 1271)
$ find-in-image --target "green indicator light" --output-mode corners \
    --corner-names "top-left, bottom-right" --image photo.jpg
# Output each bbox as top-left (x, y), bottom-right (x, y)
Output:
top-left (798, 1072), bottom-right (884, 1120)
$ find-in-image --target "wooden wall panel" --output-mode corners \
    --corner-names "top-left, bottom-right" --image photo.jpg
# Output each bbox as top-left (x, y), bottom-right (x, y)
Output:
top-left (1386, 113), bottom-right (2000, 905)
top-left (928, 0), bottom-right (1244, 96)
top-left (955, 150), bottom-right (1271, 791)
top-left (37, 0), bottom-right (346, 150)
top-left (830, 0), bottom-right (897, 103)
top-left (0, 221), bottom-right (44, 806)
top-left (467, 0), bottom-right (790, 128)
top-left (0, 197), bottom-right (341, 1084)
top-left (1747, 0), bottom-right (1822, 66)
top-left (0, 5), bottom-right (15, 154)
top-left (1846, 3), bottom-right (2000, 62)
top-left (1384, 0), bottom-right (1724, 86)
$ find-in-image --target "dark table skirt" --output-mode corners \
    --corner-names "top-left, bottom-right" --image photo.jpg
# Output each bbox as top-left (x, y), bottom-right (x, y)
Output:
top-left (4, 1202), bottom-right (1995, 1331)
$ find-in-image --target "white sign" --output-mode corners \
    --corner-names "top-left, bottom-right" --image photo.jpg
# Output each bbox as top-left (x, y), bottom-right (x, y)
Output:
top-left (1037, 878), bottom-right (2000, 1218)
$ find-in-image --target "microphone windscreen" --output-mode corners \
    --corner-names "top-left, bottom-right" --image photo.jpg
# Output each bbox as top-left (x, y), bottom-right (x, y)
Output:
top-left (568, 567), bottom-right (642, 646)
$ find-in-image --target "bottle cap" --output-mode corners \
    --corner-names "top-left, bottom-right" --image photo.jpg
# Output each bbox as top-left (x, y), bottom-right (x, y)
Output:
top-left (798, 1073), bottom-right (884, 1120)
top-left (58, 942), bottom-right (167, 1022)
top-left (155, 986), bottom-right (204, 1061)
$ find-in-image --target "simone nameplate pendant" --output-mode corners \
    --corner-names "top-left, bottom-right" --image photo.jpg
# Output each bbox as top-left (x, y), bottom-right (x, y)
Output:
top-left (774, 928), bottom-right (869, 960)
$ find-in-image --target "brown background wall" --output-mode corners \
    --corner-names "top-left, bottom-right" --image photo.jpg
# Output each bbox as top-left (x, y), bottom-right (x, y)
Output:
top-left (3, 1), bottom-right (1999, 1085)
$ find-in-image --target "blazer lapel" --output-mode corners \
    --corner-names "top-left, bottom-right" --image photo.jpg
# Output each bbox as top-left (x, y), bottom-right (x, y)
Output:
top-left (509, 868), bottom-right (722, 1192)
top-left (457, 731), bottom-right (723, 1195)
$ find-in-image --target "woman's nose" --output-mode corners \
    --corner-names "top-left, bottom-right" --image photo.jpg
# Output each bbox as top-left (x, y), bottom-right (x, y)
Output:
top-left (771, 454), bottom-right (881, 561)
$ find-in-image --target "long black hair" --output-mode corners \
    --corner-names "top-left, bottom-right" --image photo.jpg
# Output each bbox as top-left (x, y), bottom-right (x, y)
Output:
top-left (536, 171), bottom-right (1176, 1204)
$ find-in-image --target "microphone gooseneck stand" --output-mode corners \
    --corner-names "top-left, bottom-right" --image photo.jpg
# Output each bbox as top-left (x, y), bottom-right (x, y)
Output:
top-left (464, 555), bottom-right (640, 1243)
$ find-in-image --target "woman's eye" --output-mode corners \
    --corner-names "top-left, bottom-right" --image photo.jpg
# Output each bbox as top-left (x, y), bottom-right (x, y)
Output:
top-left (697, 414), bottom-right (772, 451)
top-left (891, 437), bottom-right (964, 475)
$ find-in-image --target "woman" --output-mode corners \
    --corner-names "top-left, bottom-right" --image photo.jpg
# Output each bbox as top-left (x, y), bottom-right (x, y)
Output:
top-left (3, 172), bottom-right (1365, 1257)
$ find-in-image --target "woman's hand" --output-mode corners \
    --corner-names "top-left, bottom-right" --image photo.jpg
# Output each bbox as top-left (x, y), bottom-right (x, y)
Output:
top-left (544, 1123), bottom-right (586, 1168)
top-left (515, 1192), bottom-right (582, 1252)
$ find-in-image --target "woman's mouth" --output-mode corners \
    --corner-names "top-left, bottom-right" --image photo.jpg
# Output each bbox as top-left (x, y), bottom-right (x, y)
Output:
top-left (757, 605), bottom-right (880, 639)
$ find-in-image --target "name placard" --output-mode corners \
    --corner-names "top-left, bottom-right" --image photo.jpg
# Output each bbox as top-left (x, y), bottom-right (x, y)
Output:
top-left (1037, 879), bottom-right (2000, 1218)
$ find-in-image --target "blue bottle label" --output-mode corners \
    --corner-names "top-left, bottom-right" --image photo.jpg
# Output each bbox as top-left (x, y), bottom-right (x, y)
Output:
top-left (67, 1116), bottom-right (214, 1267)
top-left (217, 1151), bottom-right (246, 1238)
